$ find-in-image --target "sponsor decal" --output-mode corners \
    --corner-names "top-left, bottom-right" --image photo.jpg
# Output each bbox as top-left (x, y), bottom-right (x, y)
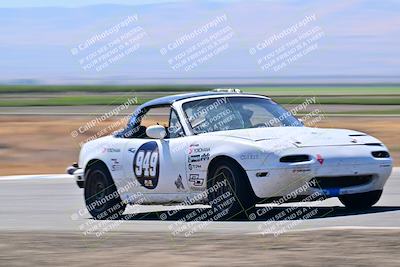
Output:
top-left (188, 143), bottom-right (199, 155)
top-left (174, 174), bottom-right (185, 190)
top-left (188, 144), bottom-right (210, 155)
top-left (128, 148), bottom-right (137, 153)
top-left (292, 168), bottom-right (311, 173)
top-left (188, 153), bottom-right (210, 163)
top-left (256, 171), bottom-right (269, 177)
top-left (316, 154), bottom-right (324, 165)
top-left (189, 174), bottom-right (204, 187)
top-left (192, 147), bottom-right (210, 154)
top-left (133, 141), bottom-right (159, 189)
top-left (240, 153), bottom-right (260, 160)
top-left (187, 144), bottom-right (210, 171)
top-left (102, 147), bottom-right (121, 153)
top-left (188, 163), bottom-right (202, 170)
top-left (111, 158), bottom-right (122, 171)
top-left (144, 180), bottom-right (154, 187)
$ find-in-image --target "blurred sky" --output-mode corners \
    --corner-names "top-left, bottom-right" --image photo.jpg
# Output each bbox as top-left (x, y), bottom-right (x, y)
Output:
top-left (0, 0), bottom-right (399, 84)
top-left (0, 0), bottom-right (190, 8)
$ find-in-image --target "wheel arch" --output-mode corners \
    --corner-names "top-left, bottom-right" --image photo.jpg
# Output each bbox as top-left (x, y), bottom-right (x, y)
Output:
top-left (207, 155), bottom-right (256, 197)
top-left (207, 155), bottom-right (243, 177)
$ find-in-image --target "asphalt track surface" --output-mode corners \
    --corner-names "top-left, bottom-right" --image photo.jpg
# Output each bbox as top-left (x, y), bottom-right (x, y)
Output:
top-left (0, 168), bottom-right (399, 235)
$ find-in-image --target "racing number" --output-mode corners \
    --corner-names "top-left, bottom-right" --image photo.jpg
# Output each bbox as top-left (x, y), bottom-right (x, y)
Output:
top-left (133, 142), bottom-right (159, 189)
top-left (135, 150), bottom-right (158, 178)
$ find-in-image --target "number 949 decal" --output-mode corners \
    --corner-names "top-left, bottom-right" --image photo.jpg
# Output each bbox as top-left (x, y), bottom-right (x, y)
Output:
top-left (133, 141), bottom-right (160, 189)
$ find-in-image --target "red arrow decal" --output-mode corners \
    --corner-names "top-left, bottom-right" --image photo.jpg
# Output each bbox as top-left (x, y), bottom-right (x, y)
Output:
top-left (317, 154), bottom-right (324, 165)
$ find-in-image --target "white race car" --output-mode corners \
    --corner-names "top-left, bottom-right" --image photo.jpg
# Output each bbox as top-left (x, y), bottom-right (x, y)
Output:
top-left (68, 89), bottom-right (393, 219)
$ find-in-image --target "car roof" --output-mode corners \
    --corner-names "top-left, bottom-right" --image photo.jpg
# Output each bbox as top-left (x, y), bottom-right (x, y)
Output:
top-left (127, 91), bottom-right (264, 126)
top-left (139, 91), bottom-right (245, 109)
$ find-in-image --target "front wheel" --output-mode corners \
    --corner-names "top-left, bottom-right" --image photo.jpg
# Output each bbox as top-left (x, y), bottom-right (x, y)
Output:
top-left (207, 160), bottom-right (256, 219)
top-left (84, 163), bottom-right (126, 219)
top-left (338, 190), bottom-right (382, 210)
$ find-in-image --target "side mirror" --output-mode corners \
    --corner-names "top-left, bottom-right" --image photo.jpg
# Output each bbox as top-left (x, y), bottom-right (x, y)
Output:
top-left (146, 125), bottom-right (167, 139)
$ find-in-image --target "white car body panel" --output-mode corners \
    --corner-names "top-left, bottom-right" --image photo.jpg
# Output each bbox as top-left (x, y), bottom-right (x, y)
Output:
top-left (73, 93), bottom-right (393, 205)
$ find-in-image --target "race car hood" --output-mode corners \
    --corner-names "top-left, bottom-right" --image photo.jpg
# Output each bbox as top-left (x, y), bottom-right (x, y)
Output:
top-left (204, 127), bottom-right (381, 147)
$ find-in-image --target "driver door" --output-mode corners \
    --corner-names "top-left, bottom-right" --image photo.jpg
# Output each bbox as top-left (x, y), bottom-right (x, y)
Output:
top-left (121, 106), bottom-right (190, 201)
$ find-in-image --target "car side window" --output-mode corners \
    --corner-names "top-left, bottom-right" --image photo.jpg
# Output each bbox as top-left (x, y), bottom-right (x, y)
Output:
top-left (121, 106), bottom-right (170, 139)
top-left (168, 109), bottom-right (184, 138)
top-left (140, 106), bottom-right (170, 128)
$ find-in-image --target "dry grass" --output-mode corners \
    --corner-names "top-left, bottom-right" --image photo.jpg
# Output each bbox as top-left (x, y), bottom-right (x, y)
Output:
top-left (0, 116), bottom-right (398, 175)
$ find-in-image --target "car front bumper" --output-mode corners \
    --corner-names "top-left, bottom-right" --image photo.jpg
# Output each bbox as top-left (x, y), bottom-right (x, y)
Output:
top-left (246, 147), bottom-right (393, 200)
top-left (66, 164), bottom-right (84, 188)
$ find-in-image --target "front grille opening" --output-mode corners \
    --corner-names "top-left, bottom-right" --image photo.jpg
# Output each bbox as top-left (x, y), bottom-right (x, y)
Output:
top-left (349, 134), bottom-right (366, 137)
top-left (280, 155), bottom-right (310, 163)
top-left (310, 175), bottom-right (373, 189)
top-left (372, 151), bottom-right (390, 158)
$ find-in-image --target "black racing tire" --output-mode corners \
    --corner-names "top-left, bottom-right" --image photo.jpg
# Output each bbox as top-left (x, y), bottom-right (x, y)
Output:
top-left (207, 160), bottom-right (256, 219)
top-left (84, 163), bottom-right (126, 220)
top-left (338, 190), bottom-right (382, 210)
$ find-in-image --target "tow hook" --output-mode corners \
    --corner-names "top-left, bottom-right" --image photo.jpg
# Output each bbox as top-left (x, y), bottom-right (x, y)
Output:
top-left (66, 162), bottom-right (79, 175)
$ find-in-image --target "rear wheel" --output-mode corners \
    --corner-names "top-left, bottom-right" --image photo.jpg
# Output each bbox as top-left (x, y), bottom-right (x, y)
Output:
top-left (338, 190), bottom-right (382, 210)
top-left (207, 160), bottom-right (256, 219)
top-left (84, 163), bottom-right (126, 219)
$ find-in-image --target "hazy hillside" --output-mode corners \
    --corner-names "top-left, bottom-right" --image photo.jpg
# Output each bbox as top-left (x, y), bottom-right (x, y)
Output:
top-left (0, 0), bottom-right (399, 83)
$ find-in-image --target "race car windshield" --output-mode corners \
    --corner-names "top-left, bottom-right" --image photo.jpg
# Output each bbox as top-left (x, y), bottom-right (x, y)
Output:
top-left (183, 97), bottom-right (302, 134)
